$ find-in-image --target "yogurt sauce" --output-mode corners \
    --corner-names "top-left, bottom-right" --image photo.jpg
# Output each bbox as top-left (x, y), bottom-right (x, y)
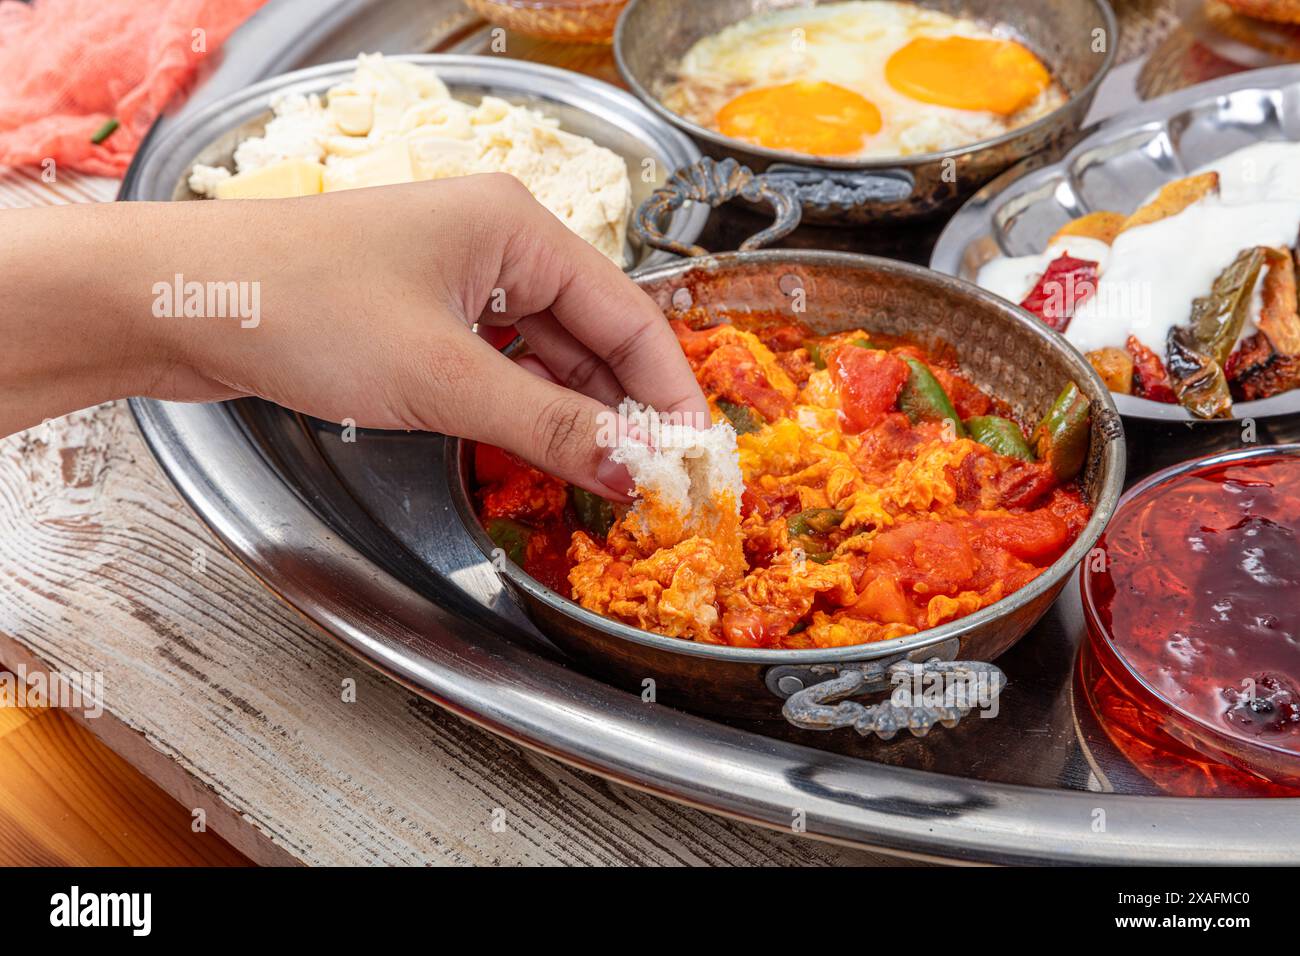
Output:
top-left (976, 141), bottom-right (1300, 355)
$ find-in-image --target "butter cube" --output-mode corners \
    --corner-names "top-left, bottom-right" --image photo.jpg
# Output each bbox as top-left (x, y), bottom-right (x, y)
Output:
top-left (213, 159), bottom-right (325, 199)
top-left (323, 139), bottom-right (416, 192)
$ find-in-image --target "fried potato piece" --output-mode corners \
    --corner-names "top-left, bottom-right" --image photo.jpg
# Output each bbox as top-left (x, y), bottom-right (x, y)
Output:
top-left (1086, 347), bottom-right (1135, 394)
top-left (1119, 172), bottom-right (1219, 233)
top-left (1049, 210), bottom-right (1126, 247)
top-left (1259, 247), bottom-right (1300, 355)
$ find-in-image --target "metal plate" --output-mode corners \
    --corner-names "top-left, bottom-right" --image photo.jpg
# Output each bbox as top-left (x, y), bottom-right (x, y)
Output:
top-left (124, 0), bottom-right (1300, 863)
top-left (929, 65), bottom-right (1300, 425)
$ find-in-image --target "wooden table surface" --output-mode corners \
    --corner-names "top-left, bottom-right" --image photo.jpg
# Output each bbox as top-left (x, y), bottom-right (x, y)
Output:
top-left (0, 0), bottom-right (1209, 866)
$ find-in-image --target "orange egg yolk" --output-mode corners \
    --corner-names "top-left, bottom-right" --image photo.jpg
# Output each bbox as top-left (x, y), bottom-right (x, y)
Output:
top-left (716, 81), bottom-right (882, 156)
top-left (885, 36), bottom-right (1050, 115)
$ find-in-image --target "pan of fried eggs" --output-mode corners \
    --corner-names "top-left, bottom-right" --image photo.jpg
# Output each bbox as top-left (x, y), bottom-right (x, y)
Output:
top-left (615, 0), bottom-right (1116, 223)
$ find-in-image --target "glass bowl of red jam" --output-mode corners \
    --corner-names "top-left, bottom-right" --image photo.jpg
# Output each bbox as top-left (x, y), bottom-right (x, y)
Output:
top-left (1079, 445), bottom-right (1300, 796)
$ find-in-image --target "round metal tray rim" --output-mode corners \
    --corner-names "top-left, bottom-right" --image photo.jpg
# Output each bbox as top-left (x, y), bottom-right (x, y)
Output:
top-left (126, 382), bottom-right (1300, 865)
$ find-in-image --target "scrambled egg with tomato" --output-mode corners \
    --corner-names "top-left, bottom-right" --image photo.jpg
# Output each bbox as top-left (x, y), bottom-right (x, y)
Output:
top-left (476, 317), bottom-right (1091, 650)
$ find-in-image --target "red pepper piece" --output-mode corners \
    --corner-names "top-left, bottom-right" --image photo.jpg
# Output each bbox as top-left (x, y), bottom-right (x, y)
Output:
top-left (1125, 335), bottom-right (1178, 404)
top-left (1019, 253), bottom-right (1099, 332)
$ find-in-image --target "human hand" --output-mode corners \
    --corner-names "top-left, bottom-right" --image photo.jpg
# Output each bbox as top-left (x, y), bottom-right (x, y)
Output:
top-left (4, 174), bottom-right (708, 499)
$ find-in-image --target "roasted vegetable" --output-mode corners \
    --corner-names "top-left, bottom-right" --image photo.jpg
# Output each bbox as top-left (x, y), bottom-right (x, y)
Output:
top-left (1125, 335), bottom-right (1177, 403)
top-left (965, 415), bottom-right (1035, 460)
top-left (1166, 247), bottom-right (1263, 418)
top-left (1049, 210), bottom-right (1126, 247)
top-left (1188, 246), bottom-right (1263, 367)
top-left (1167, 328), bottom-right (1233, 418)
top-left (485, 517), bottom-right (532, 564)
top-left (1119, 172), bottom-right (1218, 233)
top-left (1226, 332), bottom-right (1300, 402)
top-left (898, 358), bottom-right (967, 436)
top-left (1226, 248), bottom-right (1300, 402)
top-left (717, 399), bottom-right (765, 435)
top-left (806, 341), bottom-right (827, 369)
top-left (1256, 247), bottom-right (1300, 356)
top-left (1086, 347), bottom-right (1134, 394)
top-left (1032, 383), bottom-right (1090, 481)
top-left (1019, 253), bottom-right (1099, 332)
top-left (571, 487), bottom-right (615, 537)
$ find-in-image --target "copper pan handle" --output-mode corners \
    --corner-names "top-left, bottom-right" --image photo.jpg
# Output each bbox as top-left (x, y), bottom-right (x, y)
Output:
top-left (779, 659), bottom-right (1006, 740)
top-left (633, 156), bottom-right (801, 257)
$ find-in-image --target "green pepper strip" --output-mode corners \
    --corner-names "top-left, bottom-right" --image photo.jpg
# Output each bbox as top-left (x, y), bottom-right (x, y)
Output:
top-left (1032, 383), bottom-right (1091, 481)
top-left (1190, 246), bottom-right (1264, 366)
top-left (571, 487), bottom-right (615, 537)
top-left (1164, 247), bottom-right (1262, 419)
top-left (1166, 328), bottom-right (1233, 419)
top-left (806, 341), bottom-right (826, 370)
top-left (485, 517), bottom-right (532, 565)
top-left (898, 358), bottom-right (967, 437)
top-left (964, 415), bottom-right (1035, 461)
top-left (787, 508), bottom-right (845, 537)
top-left (717, 400), bottom-right (765, 435)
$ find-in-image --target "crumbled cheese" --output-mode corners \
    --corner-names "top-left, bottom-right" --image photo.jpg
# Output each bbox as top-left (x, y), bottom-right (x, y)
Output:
top-left (188, 53), bottom-right (632, 263)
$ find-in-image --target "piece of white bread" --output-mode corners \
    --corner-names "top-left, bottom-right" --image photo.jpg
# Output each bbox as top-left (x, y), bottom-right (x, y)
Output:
top-left (609, 398), bottom-right (743, 535)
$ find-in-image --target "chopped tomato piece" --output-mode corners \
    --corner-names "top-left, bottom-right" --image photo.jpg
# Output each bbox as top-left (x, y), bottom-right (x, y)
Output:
top-left (474, 443), bottom-right (522, 484)
top-left (930, 366), bottom-right (992, 418)
top-left (698, 343), bottom-right (792, 421)
top-left (975, 510), bottom-right (1070, 564)
top-left (831, 346), bottom-right (910, 433)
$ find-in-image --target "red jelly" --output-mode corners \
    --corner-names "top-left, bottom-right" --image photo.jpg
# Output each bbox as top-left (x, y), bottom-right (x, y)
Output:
top-left (1080, 446), bottom-right (1300, 795)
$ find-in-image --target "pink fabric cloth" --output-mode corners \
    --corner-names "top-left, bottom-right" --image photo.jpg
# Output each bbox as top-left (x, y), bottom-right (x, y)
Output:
top-left (0, 0), bottom-right (268, 176)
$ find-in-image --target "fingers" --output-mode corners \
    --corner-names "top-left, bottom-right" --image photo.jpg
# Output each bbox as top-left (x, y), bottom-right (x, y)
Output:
top-left (459, 338), bottom-right (633, 500)
top-left (515, 310), bottom-right (625, 407)
top-left (496, 193), bottom-right (710, 428)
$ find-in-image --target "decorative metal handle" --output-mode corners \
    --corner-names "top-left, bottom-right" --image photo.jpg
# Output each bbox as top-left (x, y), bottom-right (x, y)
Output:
top-left (781, 659), bottom-right (1005, 740)
top-left (762, 162), bottom-right (914, 212)
top-left (633, 156), bottom-right (801, 257)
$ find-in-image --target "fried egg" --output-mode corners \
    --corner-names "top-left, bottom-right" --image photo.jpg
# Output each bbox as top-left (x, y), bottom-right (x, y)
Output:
top-left (659, 1), bottom-right (1063, 160)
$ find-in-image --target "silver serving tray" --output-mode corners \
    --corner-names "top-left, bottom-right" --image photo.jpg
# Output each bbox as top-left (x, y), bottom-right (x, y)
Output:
top-left (123, 0), bottom-right (1300, 863)
top-left (930, 65), bottom-right (1300, 426)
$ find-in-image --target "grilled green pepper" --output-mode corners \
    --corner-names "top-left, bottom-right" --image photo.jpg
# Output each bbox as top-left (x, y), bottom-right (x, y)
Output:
top-left (1032, 383), bottom-right (1091, 481)
top-left (787, 508), bottom-right (844, 563)
top-left (898, 358), bottom-right (967, 436)
top-left (965, 415), bottom-right (1035, 460)
top-left (571, 487), bottom-right (615, 537)
top-left (716, 399), bottom-right (765, 434)
top-left (1165, 248), bottom-right (1263, 419)
top-left (787, 508), bottom-right (846, 536)
top-left (485, 517), bottom-right (532, 565)
top-left (1190, 246), bottom-right (1264, 366)
top-left (1167, 327), bottom-right (1233, 419)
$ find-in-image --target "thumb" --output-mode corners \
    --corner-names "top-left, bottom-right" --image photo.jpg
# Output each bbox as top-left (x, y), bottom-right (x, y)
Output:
top-left (468, 348), bottom-right (634, 501)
